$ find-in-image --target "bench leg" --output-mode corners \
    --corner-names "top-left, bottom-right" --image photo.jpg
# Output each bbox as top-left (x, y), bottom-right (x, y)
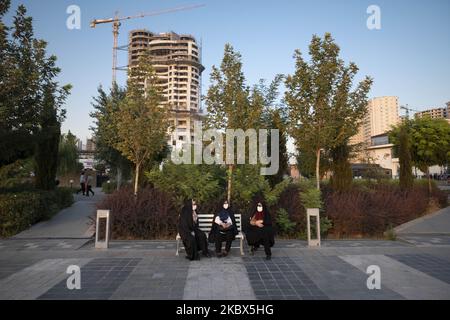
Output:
top-left (240, 238), bottom-right (244, 256)
top-left (176, 238), bottom-right (180, 256)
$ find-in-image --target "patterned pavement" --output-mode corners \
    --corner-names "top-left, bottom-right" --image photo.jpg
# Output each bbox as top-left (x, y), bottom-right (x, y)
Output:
top-left (0, 238), bottom-right (449, 300)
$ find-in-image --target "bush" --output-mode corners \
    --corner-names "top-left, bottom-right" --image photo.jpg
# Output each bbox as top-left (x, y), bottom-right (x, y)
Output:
top-left (0, 187), bottom-right (74, 237)
top-left (324, 182), bottom-right (446, 238)
top-left (275, 208), bottom-right (296, 236)
top-left (102, 181), bottom-right (116, 194)
top-left (97, 186), bottom-right (178, 239)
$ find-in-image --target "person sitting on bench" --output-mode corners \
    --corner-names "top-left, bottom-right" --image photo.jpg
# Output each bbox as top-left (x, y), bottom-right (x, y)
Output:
top-left (178, 199), bottom-right (211, 261)
top-left (246, 199), bottom-right (275, 260)
top-left (209, 200), bottom-right (238, 258)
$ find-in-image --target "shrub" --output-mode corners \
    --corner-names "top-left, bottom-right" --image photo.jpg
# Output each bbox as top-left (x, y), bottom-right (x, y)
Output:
top-left (97, 186), bottom-right (178, 239)
top-left (324, 182), bottom-right (446, 238)
top-left (0, 188), bottom-right (74, 237)
top-left (275, 208), bottom-right (296, 236)
top-left (102, 181), bottom-right (116, 194)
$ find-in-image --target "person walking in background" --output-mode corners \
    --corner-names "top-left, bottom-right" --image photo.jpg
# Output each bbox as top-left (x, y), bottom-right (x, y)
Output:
top-left (76, 171), bottom-right (86, 195)
top-left (85, 174), bottom-right (95, 197)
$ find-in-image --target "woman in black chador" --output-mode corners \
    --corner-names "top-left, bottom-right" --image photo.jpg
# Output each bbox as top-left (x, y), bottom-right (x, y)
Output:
top-left (246, 200), bottom-right (275, 260)
top-left (178, 199), bottom-right (210, 261)
top-left (208, 200), bottom-right (238, 257)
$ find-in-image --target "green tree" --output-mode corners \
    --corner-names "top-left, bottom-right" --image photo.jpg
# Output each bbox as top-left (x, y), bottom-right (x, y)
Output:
top-left (390, 123), bottom-right (414, 190)
top-left (205, 44), bottom-right (261, 202)
top-left (285, 33), bottom-right (372, 190)
top-left (90, 84), bottom-right (132, 189)
top-left (392, 117), bottom-right (450, 193)
top-left (57, 131), bottom-right (81, 177)
top-left (146, 160), bottom-right (225, 206)
top-left (0, 4), bottom-right (71, 189)
top-left (113, 55), bottom-right (170, 196)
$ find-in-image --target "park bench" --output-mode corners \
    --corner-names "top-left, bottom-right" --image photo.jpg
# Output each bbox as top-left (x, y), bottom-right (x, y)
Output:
top-left (176, 213), bottom-right (245, 256)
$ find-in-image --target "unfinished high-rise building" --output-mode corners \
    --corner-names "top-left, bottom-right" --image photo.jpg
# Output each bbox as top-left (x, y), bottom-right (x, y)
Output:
top-left (128, 29), bottom-right (204, 148)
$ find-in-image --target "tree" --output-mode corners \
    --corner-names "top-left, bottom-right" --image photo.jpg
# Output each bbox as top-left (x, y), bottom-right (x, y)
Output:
top-left (0, 3), bottom-right (71, 189)
top-left (285, 33), bottom-right (372, 190)
top-left (113, 55), bottom-right (170, 196)
top-left (90, 84), bottom-right (132, 189)
top-left (389, 123), bottom-right (414, 190)
top-left (57, 131), bottom-right (81, 177)
top-left (205, 44), bottom-right (260, 202)
top-left (392, 117), bottom-right (450, 194)
top-left (146, 160), bottom-right (224, 206)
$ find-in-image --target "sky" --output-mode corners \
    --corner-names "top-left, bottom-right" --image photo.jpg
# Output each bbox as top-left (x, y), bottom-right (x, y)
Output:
top-left (4, 0), bottom-right (450, 143)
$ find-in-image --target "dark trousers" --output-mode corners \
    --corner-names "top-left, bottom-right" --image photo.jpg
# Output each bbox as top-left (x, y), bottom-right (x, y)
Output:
top-left (76, 183), bottom-right (85, 195)
top-left (86, 185), bottom-right (94, 196)
top-left (215, 232), bottom-right (234, 253)
top-left (194, 228), bottom-right (208, 253)
top-left (182, 228), bottom-right (208, 260)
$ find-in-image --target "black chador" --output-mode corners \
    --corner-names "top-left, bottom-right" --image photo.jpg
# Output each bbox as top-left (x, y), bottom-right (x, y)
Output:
top-left (246, 201), bottom-right (275, 260)
top-left (208, 201), bottom-right (238, 257)
top-left (178, 200), bottom-right (210, 260)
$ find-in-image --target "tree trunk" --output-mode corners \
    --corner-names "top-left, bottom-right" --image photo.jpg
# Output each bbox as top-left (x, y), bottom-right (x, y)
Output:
top-left (134, 162), bottom-right (140, 197)
top-left (227, 164), bottom-right (233, 203)
top-left (427, 166), bottom-right (432, 195)
top-left (315, 148), bottom-right (321, 190)
top-left (116, 166), bottom-right (122, 191)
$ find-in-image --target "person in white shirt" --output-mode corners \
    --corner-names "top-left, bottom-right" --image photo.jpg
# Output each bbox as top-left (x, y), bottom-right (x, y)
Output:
top-left (76, 171), bottom-right (86, 195)
top-left (209, 200), bottom-right (238, 257)
top-left (85, 175), bottom-right (95, 197)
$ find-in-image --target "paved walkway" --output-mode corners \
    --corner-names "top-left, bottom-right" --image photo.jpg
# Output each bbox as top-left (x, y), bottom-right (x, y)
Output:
top-left (13, 188), bottom-right (104, 239)
top-left (0, 239), bottom-right (449, 300)
top-left (395, 206), bottom-right (450, 236)
top-left (0, 189), bottom-right (449, 300)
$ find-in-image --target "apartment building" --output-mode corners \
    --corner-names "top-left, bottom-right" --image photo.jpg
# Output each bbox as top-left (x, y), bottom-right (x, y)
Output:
top-left (415, 102), bottom-right (450, 122)
top-left (350, 96), bottom-right (400, 146)
top-left (128, 29), bottom-right (204, 148)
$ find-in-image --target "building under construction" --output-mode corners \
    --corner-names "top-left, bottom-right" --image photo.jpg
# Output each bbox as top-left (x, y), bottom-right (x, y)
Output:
top-left (128, 29), bottom-right (204, 149)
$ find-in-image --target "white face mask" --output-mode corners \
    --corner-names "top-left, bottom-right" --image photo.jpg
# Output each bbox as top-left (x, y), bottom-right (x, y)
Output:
top-left (192, 205), bottom-right (197, 211)
top-left (223, 204), bottom-right (229, 209)
top-left (257, 206), bottom-right (263, 212)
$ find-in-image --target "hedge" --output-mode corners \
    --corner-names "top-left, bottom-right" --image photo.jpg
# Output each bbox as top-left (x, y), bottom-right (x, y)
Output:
top-left (0, 187), bottom-right (74, 237)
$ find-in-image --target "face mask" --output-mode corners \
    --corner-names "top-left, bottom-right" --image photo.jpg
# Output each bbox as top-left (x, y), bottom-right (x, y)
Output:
top-left (257, 206), bottom-right (263, 212)
top-left (223, 204), bottom-right (229, 209)
top-left (192, 205), bottom-right (197, 211)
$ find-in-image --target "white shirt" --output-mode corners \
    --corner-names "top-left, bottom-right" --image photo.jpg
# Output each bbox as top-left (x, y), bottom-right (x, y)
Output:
top-left (80, 175), bottom-right (85, 183)
top-left (215, 216), bottom-right (232, 226)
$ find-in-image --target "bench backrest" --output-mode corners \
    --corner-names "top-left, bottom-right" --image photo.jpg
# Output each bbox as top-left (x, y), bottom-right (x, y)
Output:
top-left (197, 213), bottom-right (242, 233)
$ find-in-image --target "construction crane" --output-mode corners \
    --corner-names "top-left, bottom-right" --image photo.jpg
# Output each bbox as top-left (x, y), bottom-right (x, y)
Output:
top-left (90, 4), bottom-right (205, 84)
top-left (400, 104), bottom-right (420, 120)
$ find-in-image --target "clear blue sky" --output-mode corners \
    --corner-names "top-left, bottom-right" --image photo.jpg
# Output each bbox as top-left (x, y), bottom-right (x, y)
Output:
top-left (5, 0), bottom-right (450, 143)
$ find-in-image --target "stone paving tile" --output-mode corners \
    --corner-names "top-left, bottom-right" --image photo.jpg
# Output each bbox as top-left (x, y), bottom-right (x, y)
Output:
top-left (111, 256), bottom-right (189, 300)
top-left (398, 235), bottom-right (450, 247)
top-left (289, 254), bottom-right (403, 300)
top-left (184, 256), bottom-right (255, 300)
top-left (0, 258), bottom-right (92, 300)
top-left (105, 241), bottom-right (177, 251)
top-left (0, 258), bottom-right (43, 281)
top-left (340, 254), bottom-right (450, 299)
top-left (243, 256), bottom-right (328, 300)
top-left (0, 239), bottom-right (91, 251)
top-left (273, 240), bottom-right (410, 248)
top-left (38, 258), bottom-right (141, 300)
top-left (387, 253), bottom-right (450, 285)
